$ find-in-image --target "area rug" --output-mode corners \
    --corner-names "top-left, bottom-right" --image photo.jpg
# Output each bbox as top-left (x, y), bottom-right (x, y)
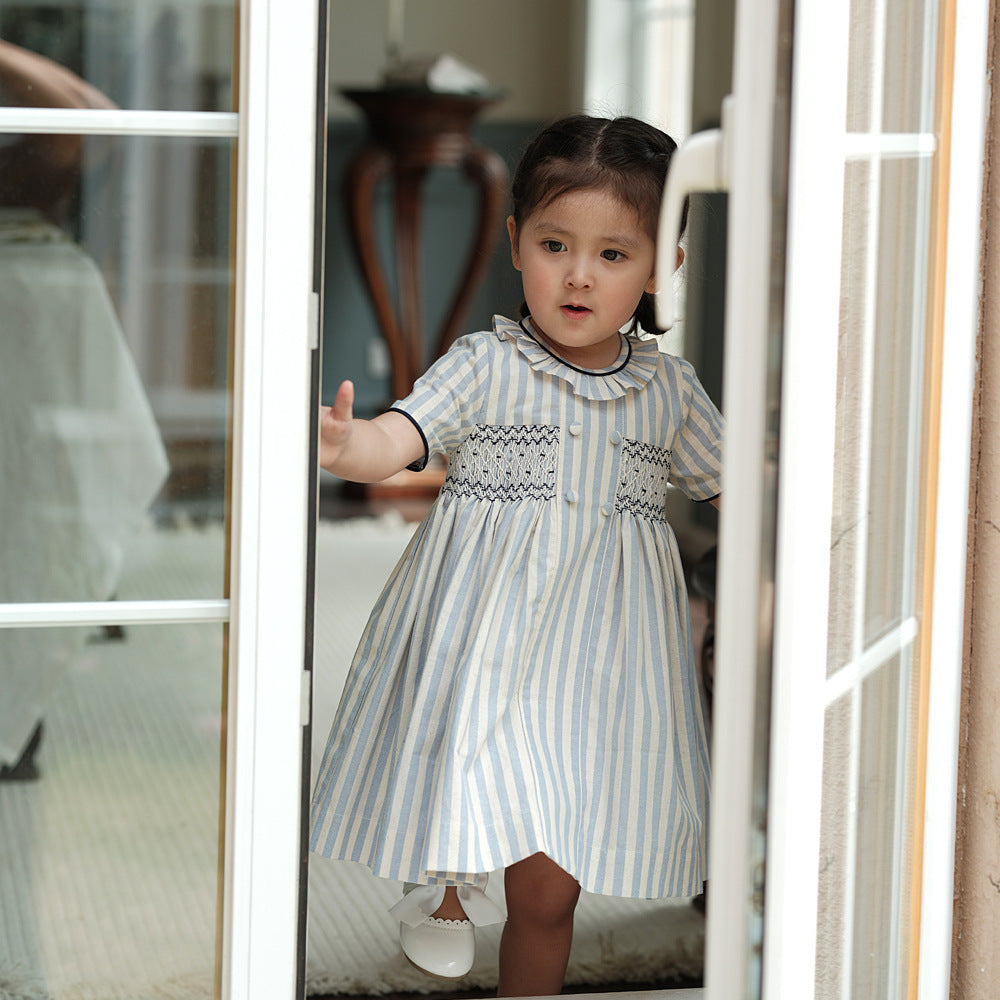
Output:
top-left (0, 516), bottom-right (704, 1000)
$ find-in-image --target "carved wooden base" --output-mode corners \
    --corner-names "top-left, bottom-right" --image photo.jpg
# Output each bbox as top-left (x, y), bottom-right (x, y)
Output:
top-left (341, 87), bottom-right (508, 396)
top-left (339, 88), bottom-right (507, 508)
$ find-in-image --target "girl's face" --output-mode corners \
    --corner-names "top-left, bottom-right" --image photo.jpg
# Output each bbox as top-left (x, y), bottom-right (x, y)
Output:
top-left (507, 187), bottom-right (657, 369)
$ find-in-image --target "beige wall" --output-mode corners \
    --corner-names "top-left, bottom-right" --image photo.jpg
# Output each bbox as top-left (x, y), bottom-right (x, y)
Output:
top-left (952, 0), bottom-right (1000, 996)
top-left (327, 0), bottom-right (580, 121)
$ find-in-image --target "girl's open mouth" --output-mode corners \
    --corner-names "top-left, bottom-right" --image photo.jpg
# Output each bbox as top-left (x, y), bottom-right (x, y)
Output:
top-left (562, 304), bottom-right (591, 316)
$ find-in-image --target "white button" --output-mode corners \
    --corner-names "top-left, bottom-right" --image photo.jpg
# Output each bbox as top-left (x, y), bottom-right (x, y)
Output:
top-left (565, 490), bottom-right (578, 504)
top-left (609, 430), bottom-right (623, 446)
top-left (569, 423), bottom-right (583, 436)
top-left (600, 502), bottom-right (614, 517)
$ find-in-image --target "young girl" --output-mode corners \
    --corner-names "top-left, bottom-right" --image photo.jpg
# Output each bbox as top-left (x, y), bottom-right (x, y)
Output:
top-left (310, 115), bottom-right (723, 997)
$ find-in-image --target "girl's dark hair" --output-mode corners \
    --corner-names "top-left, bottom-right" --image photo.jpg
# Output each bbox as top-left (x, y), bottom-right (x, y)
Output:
top-left (511, 115), bottom-right (687, 335)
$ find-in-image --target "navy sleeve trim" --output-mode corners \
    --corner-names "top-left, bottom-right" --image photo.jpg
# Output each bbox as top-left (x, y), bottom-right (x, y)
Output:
top-left (694, 493), bottom-right (721, 504)
top-left (388, 407), bottom-right (430, 472)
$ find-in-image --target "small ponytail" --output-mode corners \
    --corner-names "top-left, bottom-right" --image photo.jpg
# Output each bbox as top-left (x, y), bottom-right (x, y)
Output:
top-left (631, 291), bottom-right (661, 335)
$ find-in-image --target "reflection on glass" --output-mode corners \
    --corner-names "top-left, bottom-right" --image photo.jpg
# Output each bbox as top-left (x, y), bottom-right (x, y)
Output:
top-left (827, 160), bottom-right (870, 675)
top-left (828, 151), bottom-right (932, 665)
top-left (816, 653), bottom-right (918, 1000)
top-left (0, 622), bottom-right (225, 998)
top-left (0, 131), bottom-right (232, 867)
top-left (0, 132), bottom-right (234, 607)
top-left (823, 1), bottom-right (939, 990)
top-left (881, 0), bottom-right (934, 134)
top-left (816, 692), bottom-right (852, 999)
top-left (846, 0), bottom-right (876, 132)
top-left (846, 0), bottom-right (936, 135)
top-left (851, 654), bottom-right (915, 999)
top-left (1, 8), bottom-right (235, 997)
top-left (864, 157), bottom-right (930, 645)
top-left (0, 4), bottom-right (235, 114)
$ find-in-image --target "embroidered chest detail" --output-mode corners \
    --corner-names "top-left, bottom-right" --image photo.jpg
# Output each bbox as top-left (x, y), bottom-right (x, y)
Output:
top-left (616, 439), bottom-right (672, 521)
top-left (443, 424), bottom-right (560, 502)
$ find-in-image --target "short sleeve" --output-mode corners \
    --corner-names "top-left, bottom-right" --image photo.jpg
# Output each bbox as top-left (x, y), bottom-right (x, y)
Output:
top-left (389, 333), bottom-right (490, 471)
top-left (669, 359), bottom-right (724, 501)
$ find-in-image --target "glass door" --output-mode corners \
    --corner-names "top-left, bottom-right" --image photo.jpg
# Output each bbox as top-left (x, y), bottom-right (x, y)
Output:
top-left (762, 0), bottom-right (988, 994)
top-left (661, 0), bottom-right (988, 996)
top-left (0, 1), bottom-right (324, 997)
top-left (669, 0), bottom-right (989, 996)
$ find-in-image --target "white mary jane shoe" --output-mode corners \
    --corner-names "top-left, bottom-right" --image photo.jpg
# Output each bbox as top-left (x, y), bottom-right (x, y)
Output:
top-left (399, 915), bottom-right (475, 980)
top-left (390, 879), bottom-right (505, 981)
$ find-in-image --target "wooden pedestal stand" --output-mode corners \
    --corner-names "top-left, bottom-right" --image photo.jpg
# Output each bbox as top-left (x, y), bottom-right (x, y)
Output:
top-left (341, 87), bottom-right (508, 501)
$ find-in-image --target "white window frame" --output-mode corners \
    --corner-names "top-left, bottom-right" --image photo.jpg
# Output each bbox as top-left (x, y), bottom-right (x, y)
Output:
top-left (917, 1), bottom-right (989, 995)
top-left (224, 0), bottom-right (322, 995)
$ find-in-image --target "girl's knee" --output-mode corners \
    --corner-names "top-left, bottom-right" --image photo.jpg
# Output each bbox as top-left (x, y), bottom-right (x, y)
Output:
top-left (505, 853), bottom-right (581, 925)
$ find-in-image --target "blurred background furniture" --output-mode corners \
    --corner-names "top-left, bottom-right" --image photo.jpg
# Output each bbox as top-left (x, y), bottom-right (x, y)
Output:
top-left (341, 87), bottom-right (507, 402)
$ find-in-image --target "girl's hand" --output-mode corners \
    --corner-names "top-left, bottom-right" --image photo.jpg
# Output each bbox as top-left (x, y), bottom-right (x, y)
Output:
top-left (317, 380), bottom-right (424, 482)
top-left (319, 380), bottom-right (355, 471)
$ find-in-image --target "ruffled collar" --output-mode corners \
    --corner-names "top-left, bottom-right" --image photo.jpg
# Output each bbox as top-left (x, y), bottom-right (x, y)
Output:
top-left (493, 314), bottom-right (660, 401)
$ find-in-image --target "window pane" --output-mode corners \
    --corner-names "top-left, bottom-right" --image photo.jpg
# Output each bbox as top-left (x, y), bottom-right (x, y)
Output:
top-left (0, 4), bottom-right (235, 113)
top-left (816, 691), bottom-right (853, 999)
top-left (0, 620), bottom-right (225, 998)
top-left (0, 133), bottom-right (233, 603)
top-left (851, 653), bottom-right (916, 1000)
top-left (827, 159), bottom-right (870, 675)
top-left (864, 156), bottom-right (930, 645)
top-left (881, 0), bottom-right (936, 133)
top-left (817, 653), bottom-right (919, 1000)
top-left (829, 151), bottom-right (933, 661)
top-left (846, 0), bottom-right (876, 132)
top-left (640, 1), bottom-right (695, 137)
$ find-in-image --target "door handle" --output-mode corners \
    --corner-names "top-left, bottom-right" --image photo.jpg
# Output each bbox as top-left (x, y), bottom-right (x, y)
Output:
top-left (655, 95), bottom-right (733, 330)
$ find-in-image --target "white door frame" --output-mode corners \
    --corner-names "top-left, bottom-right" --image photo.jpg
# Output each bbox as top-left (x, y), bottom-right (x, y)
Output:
top-left (700, 0), bottom-right (785, 993)
top-left (761, 1), bottom-right (850, 995)
top-left (223, 0), bottom-right (323, 996)
top-left (917, 1), bottom-right (989, 995)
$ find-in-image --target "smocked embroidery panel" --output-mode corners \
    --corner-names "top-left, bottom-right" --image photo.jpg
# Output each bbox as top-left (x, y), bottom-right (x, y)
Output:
top-left (616, 439), bottom-right (672, 521)
top-left (442, 424), bottom-right (560, 502)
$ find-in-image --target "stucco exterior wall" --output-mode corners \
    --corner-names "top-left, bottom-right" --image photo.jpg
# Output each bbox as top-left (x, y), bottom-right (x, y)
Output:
top-left (951, 0), bottom-right (1000, 994)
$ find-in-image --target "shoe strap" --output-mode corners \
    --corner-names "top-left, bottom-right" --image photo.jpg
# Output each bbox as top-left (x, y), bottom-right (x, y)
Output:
top-left (391, 882), bottom-right (505, 927)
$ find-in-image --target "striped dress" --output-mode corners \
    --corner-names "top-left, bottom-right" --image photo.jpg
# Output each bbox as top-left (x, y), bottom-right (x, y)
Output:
top-left (310, 315), bottom-right (723, 899)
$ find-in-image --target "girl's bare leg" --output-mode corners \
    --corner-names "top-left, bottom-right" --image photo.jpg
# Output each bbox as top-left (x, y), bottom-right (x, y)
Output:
top-left (430, 886), bottom-right (467, 920)
top-left (497, 852), bottom-right (581, 997)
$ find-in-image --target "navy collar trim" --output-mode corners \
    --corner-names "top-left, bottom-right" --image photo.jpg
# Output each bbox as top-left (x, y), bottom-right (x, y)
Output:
top-left (517, 317), bottom-right (633, 376)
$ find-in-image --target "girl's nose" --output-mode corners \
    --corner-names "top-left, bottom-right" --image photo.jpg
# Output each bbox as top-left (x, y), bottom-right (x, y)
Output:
top-left (565, 260), bottom-right (593, 289)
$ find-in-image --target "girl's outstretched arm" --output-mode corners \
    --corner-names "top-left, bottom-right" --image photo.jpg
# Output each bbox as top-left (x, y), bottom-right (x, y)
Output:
top-left (319, 380), bottom-right (426, 482)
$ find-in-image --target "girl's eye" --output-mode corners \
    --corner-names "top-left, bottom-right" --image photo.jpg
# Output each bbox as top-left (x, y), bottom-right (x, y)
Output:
top-left (542, 240), bottom-right (566, 253)
top-left (601, 249), bottom-right (627, 262)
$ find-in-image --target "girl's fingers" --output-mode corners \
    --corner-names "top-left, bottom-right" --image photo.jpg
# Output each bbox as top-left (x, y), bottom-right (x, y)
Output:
top-left (330, 379), bottom-right (354, 423)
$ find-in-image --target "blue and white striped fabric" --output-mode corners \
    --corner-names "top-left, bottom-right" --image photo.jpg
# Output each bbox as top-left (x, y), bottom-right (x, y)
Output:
top-left (310, 315), bottom-right (723, 899)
